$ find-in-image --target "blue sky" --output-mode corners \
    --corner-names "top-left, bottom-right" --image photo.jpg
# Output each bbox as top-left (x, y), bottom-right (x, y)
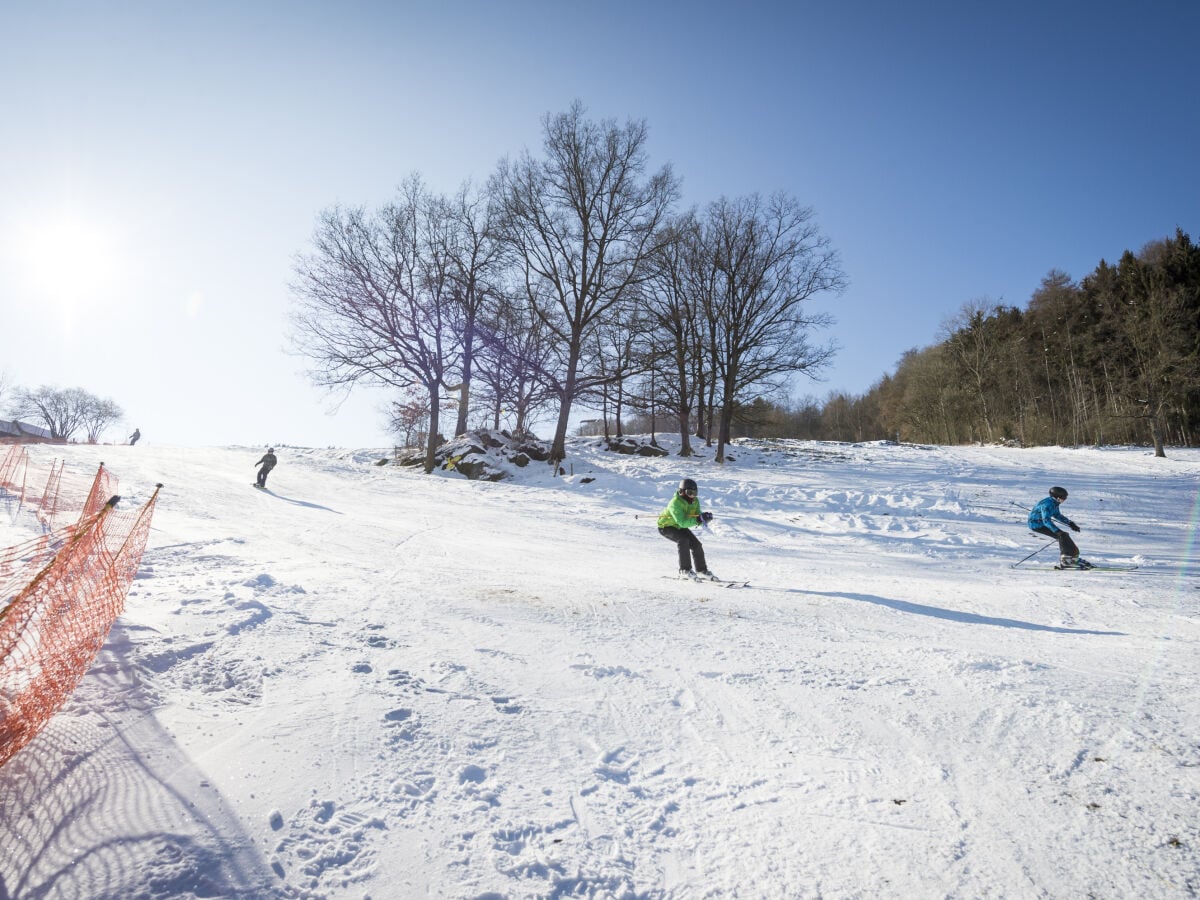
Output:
top-left (2, 1), bottom-right (1196, 447)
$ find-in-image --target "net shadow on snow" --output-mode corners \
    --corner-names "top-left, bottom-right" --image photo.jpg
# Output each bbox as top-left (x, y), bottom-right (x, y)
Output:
top-left (0, 623), bottom-right (284, 899)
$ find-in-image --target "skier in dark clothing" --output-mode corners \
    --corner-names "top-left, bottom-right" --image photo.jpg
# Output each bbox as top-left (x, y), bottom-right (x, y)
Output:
top-left (129, 428), bottom-right (141, 445)
top-left (1028, 486), bottom-right (1090, 568)
top-left (254, 448), bottom-right (278, 488)
top-left (657, 478), bottom-right (720, 581)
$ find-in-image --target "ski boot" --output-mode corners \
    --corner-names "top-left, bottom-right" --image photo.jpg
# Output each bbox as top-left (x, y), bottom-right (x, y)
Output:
top-left (1058, 556), bottom-right (1091, 569)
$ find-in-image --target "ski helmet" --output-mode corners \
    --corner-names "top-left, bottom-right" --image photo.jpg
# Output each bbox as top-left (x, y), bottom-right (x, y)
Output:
top-left (1049, 486), bottom-right (1068, 500)
top-left (679, 478), bottom-right (698, 496)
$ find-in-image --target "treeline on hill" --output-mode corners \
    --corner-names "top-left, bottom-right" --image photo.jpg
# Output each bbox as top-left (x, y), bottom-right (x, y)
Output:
top-left (691, 229), bottom-right (1197, 457)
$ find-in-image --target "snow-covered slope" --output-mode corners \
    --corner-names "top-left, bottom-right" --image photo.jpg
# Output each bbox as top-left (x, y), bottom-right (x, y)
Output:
top-left (2, 438), bottom-right (1198, 898)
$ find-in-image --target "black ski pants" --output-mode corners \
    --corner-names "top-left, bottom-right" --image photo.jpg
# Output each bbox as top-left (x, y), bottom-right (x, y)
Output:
top-left (256, 465), bottom-right (275, 487)
top-left (659, 525), bottom-right (707, 572)
top-left (1031, 526), bottom-right (1078, 558)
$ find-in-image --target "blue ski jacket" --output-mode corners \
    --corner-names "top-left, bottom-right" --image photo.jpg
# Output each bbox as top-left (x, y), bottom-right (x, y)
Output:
top-left (1028, 496), bottom-right (1074, 533)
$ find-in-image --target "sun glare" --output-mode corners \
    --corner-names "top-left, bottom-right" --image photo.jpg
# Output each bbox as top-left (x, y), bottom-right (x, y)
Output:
top-left (15, 214), bottom-right (124, 315)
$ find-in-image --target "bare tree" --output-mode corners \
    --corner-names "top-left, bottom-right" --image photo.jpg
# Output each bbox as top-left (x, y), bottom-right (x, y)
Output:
top-left (441, 181), bottom-right (508, 437)
top-left (703, 193), bottom-right (845, 462)
top-left (290, 176), bottom-right (463, 473)
top-left (642, 215), bottom-right (704, 455)
top-left (10, 386), bottom-right (98, 440)
top-left (81, 395), bottom-right (124, 443)
top-left (591, 301), bottom-right (654, 441)
top-left (472, 298), bottom-right (558, 434)
top-left (490, 101), bottom-right (680, 465)
top-left (387, 393), bottom-right (431, 449)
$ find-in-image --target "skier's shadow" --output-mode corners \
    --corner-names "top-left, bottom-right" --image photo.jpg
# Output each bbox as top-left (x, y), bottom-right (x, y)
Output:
top-left (260, 491), bottom-right (342, 515)
top-left (780, 588), bottom-right (1125, 635)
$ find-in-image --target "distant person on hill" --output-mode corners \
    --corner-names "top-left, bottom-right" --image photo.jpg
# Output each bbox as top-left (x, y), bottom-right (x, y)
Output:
top-left (254, 448), bottom-right (278, 489)
top-left (1028, 486), bottom-right (1090, 569)
top-left (657, 477), bottom-right (719, 581)
top-left (129, 428), bottom-right (141, 446)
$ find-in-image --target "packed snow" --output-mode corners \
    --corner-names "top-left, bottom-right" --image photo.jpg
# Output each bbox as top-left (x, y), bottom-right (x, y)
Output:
top-left (1, 436), bottom-right (1198, 899)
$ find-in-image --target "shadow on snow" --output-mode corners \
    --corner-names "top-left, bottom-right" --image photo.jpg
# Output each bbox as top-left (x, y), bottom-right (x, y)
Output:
top-left (769, 587), bottom-right (1126, 635)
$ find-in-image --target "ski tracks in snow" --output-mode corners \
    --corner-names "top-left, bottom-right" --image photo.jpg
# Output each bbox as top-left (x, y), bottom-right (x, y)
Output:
top-left (9, 440), bottom-right (1198, 897)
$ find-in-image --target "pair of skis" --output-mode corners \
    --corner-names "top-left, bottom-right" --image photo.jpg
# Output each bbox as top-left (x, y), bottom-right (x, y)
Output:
top-left (662, 575), bottom-right (750, 589)
top-left (1012, 559), bottom-right (1139, 572)
top-left (1011, 540), bottom-right (1138, 572)
top-left (1049, 562), bottom-right (1138, 572)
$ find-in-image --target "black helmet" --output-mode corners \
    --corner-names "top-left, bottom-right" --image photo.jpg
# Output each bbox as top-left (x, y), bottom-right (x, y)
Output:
top-left (1049, 486), bottom-right (1068, 500)
top-left (679, 478), bottom-right (698, 496)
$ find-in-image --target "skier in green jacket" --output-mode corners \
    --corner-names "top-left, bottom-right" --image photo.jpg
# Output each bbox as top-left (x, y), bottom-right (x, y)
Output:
top-left (657, 478), bottom-right (720, 581)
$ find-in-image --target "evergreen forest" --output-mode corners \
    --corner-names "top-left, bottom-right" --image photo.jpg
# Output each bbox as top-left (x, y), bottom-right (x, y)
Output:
top-left (731, 229), bottom-right (1199, 456)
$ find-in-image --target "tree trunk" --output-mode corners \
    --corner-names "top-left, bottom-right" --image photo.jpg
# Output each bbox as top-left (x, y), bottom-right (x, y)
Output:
top-left (677, 409), bottom-right (693, 456)
top-left (456, 382), bottom-right (470, 437)
top-left (1150, 404), bottom-right (1167, 458)
top-left (550, 397), bottom-right (571, 468)
top-left (715, 379), bottom-right (737, 463)
top-left (456, 318), bottom-right (475, 437)
top-left (424, 389), bottom-right (441, 474)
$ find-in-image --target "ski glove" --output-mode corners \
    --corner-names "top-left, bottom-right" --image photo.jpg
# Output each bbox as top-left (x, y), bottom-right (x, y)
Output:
top-left (700, 512), bottom-right (714, 523)
top-left (1068, 521), bottom-right (1080, 532)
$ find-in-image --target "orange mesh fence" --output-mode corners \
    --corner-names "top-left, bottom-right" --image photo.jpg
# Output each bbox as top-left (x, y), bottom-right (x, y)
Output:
top-left (0, 446), bottom-right (117, 530)
top-left (0, 530), bottom-right (61, 601)
top-left (0, 487), bottom-right (160, 769)
top-left (0, 445), bottom-right (29, 500)
top-left (79, 463), bottom-right (117, 523)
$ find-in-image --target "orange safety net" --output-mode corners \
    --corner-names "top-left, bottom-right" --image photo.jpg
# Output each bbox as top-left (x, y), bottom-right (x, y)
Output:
top-left (0, 531), bottom-right (59, 598)
top-left (1, 445), bottom-right (117, 531)
top-left (0, 445), bottom-right (28, 498)
top-left (0, 488), bottom-right (161, 769)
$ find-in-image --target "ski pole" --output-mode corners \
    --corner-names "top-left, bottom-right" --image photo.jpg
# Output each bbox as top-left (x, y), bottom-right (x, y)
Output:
top-left (1011, 541), bottom-right (1055, 568)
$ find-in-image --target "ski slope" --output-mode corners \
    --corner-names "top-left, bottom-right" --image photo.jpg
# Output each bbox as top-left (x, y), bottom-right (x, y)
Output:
top-left (2, 437), bottom-right (1198, 898)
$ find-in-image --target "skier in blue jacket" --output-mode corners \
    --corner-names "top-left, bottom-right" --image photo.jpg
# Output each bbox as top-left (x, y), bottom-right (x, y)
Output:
top-left (1028, 486), bottom-right (1090, 568)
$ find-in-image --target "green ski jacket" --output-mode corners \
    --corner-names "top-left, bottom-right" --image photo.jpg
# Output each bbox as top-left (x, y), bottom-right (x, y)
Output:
top-left (657, 492), bottom-right (703, 529)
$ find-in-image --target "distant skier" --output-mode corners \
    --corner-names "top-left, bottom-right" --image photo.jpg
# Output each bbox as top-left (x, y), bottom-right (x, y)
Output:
top-left (1028, 486), bottom-right (1090, 569)
top-left (254, 448), bottom-right (278, 489)
top-left (657, 478), bottom-right (720, 581)
top-left (129, 428), bottom-right (141, 446)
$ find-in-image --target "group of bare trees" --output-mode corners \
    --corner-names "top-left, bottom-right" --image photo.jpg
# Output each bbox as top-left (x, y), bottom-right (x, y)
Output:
top-left (795, 229), bottom-right (1200, 455)
top-left (3, 383), bottom-right (125, 442)
top-left (290, 102), bottom-right (845, 472)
